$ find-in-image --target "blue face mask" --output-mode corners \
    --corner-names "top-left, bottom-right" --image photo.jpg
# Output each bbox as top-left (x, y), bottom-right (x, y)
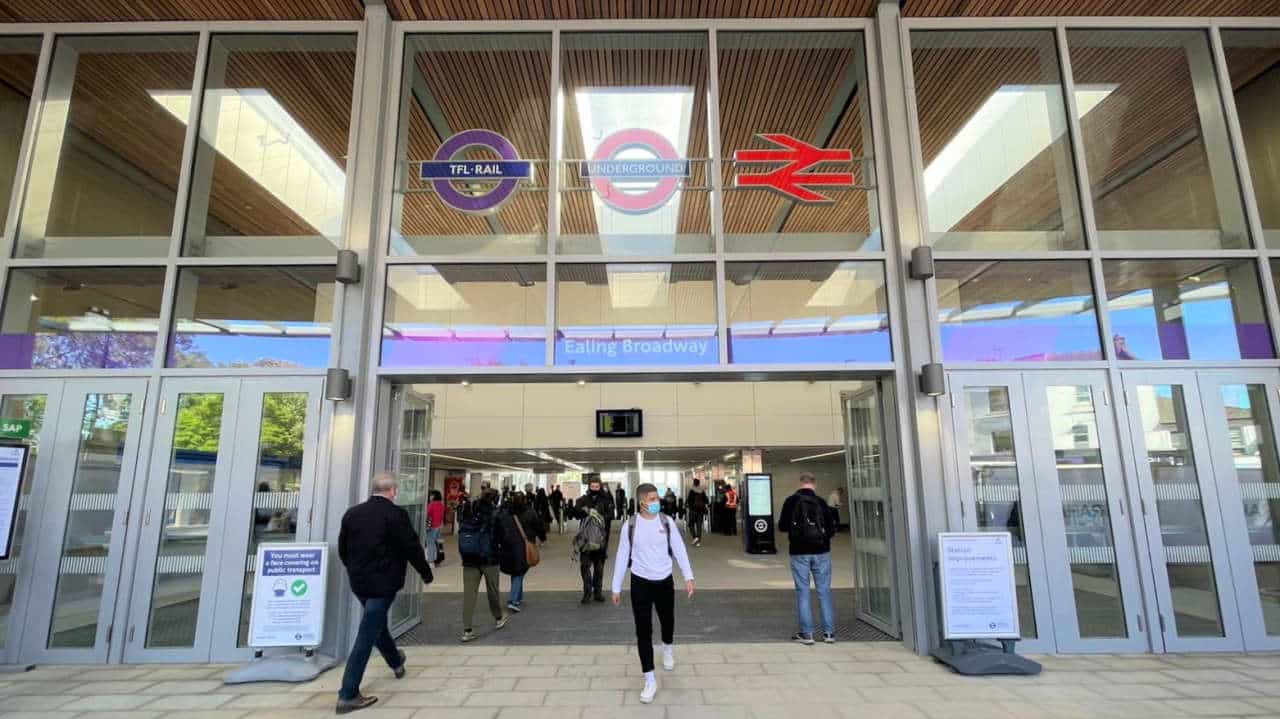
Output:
top-left (645, 501), bottom-right (661, 514)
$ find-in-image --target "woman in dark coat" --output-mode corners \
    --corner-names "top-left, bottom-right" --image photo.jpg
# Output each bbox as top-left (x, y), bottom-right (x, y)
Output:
top-left (497, 492), bottom-right (545, 613)
top-left (534, 487), bottom-right (553, 531)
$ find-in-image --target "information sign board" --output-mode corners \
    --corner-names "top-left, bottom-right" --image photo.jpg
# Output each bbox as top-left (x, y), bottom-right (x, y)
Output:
top-left (247, 543), bottom-right (329, 647)
top-left (0, 443), bottom-right (29, 560)
top-left (938, 532), bottom-right (1021, 640)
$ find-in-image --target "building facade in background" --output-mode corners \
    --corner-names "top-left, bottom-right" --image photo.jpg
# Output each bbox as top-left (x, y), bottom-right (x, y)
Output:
top-left (0, 0), bottom-right (1277, 665)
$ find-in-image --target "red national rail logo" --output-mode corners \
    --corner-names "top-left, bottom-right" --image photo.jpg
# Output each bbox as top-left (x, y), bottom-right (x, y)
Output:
top-left (732, 134), bottom-right (855, 204)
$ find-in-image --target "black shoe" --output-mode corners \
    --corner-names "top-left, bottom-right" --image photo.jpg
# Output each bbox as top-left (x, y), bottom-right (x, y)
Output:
top-left (792, 632), bottom-right (815, 646)
top-left (393, 650), bottom-right (406, 679)
top-left (336, 695), bottom-right (378, 714)
top-left (593, 592), bottom-right (605, 602)
top-left (581, 593), bottom-right (591, 604)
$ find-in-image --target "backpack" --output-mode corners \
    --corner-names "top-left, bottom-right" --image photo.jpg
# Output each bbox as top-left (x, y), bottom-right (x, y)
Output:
top-left (575, 507), bottom-right (608, 554)
top-left (458, 503), bottom-right (495, 563)
top-left (690, 491), bottom-right (708, 512)
top-left (789, 494), bottom-right (828, 546)
top-left (627, 514), bottom-right (673, 569)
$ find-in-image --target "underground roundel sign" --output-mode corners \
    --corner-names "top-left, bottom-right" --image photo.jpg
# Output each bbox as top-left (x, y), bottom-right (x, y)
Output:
top-left (583, 128), bottom-right (689, 215)
top-left (419, 129), bottom-right (533, 214)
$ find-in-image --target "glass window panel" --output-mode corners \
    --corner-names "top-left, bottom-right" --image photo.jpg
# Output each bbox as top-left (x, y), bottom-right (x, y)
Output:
top-left (963, 386), bottom-right (1037, 638)
top-left (718, 31), bottom-right (878, 253)
top-left (382, 264), bottom-right (546, 367)
top-left (555, 263), bottom-right (716, 366)
top-left (1067, 30), bottom-right (1249, 250)
top-left (1104, 259), bottom-right (1273, 361)
top-left (936, 260), bottom-right (1102, 362)
top-left (181, 34), bottom-right (358, 257)
top-left (238, 392), bottom-right (308, 646)
top-left (910, 30), bottom-right (1083, 251)
top-left (146, 392), bottom-right (224, 648)
top-left (392, 34), bottom-right (551, 257)
top-left (48, 393), bottom-right (132, 648)
top-left (16, 35), bottom-right (198, 258)
top-left (559, 32), bottom-right (712, 255)
top-left (1044, 385), bottom-right (1126, 638)
top-left (1136, 384), bottom-right (1225, 637)
top-left (0, 37), bottom-right (41, 231)
top-left (167, 266), bottom-right (335, 369)
top-left (0, 393), bottom-right (45, 650)
top-left (1219, 384), bottom-right (1280, 635)
top-left (1223, 30), bottom-right (1280, 248)
top-left (725, 261), bottom-right (890, 364)
top-left (0, 267), bottom-right (164, 370)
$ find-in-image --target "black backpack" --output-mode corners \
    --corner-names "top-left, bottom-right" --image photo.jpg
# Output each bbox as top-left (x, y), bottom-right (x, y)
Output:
top-left (789, 494), bottom-right (827, 545)
top-left (458, 503), bottom-right (495, 563)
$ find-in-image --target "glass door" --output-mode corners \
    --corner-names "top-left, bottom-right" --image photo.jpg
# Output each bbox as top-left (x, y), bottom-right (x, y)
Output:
top-left (1021, 373), bottom-right (1148, 653)
top-left (382, 384), bottom-right (433, 637)
top-left (1120, 371), bottom-right (1244, 651)
top-left (1195, 370), bottom-right (1280, 652)
top-left (0, 380), bottom-right (63, 665)
top-left (841, 384), bottom-right (899, 637)
top-left (947, 372), bottom-right (1055, 653)
top-left (123, 376), bottom-right (323, 662)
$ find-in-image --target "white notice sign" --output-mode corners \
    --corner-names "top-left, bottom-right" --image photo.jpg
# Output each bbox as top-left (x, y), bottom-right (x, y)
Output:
top-left (0, 444), bottom-right (29, 560)
top-left (247, 543), bottom-right (329, 647)
top-left (938, 532), bottom-right (1020, 640)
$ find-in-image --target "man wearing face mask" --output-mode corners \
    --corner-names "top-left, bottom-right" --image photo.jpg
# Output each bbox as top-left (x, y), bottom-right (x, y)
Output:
top-left (568, 474), bottom-right (616, 603)
top-left (612, 483), bottom-right (695, 705)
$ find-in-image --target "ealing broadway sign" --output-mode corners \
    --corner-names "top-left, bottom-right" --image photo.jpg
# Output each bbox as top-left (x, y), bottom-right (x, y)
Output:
top-left (419, 129), bottom-right (533, 214)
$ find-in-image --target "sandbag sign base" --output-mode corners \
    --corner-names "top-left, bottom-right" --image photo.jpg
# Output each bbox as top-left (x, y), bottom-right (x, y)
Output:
top-left (224, 649), bottom-right (338, 684)
top-left (930, 638), bottom-right (1041, 676)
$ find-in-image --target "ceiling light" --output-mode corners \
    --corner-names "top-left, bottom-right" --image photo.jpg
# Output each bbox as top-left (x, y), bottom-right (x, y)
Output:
top-left (577, 379), bottom-right (587, 386)
top-left (28, 294), bottom-right (37, 302)
top-left (790, 449), bottom-right (845, 463)
top-left (460, 380), bottom-right (470, 387)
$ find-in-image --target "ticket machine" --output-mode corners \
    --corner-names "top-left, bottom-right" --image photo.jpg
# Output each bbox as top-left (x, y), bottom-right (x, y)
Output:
top-left (742, 473), bottom-right (776, 554)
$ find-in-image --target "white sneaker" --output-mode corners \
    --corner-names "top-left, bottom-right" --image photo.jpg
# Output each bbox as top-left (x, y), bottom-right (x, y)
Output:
top-left (640, 679), bottom-right (658, 704)
top-left (662, 645), bottom-right (675, 671)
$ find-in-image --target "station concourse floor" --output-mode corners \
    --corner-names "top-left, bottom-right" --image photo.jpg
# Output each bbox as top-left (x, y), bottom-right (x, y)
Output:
top-left (6, 645), bottom-right (1280, 719)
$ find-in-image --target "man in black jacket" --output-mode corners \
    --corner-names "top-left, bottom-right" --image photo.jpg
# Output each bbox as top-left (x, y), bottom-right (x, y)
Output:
top-left (568, 474), bottom-right (616, 603)
top-left (777, 474), bottom-right (839, 646)
top-left (336, 473), bottom-right (434, 714)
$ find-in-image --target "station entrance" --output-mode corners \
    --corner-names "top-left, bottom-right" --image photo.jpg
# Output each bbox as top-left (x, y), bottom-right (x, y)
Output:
top-left (373, 378), bottom-right (906, 645)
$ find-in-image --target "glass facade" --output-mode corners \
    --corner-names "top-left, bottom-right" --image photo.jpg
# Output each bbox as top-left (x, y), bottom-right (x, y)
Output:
top-left (0, 10), bottom-right (1276, 666)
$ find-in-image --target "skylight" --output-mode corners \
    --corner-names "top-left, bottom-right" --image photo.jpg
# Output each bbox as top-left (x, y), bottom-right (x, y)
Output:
top-left (152, 89), bottom-right (346, 238)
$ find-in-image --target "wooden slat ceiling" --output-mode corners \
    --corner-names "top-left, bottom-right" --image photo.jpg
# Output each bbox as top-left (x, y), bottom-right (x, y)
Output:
top-left (0, 0), bottom-right (362, 22)
top-left (904, 0), bottom-right (1280, 16)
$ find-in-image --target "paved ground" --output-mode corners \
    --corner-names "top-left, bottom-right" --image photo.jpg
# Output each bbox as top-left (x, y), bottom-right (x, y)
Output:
top-left (4, 643), bottom-right (1280, 719)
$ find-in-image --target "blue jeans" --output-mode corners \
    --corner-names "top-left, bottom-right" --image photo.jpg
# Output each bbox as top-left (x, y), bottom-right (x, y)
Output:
top-left (509, 573), bottom-right (525, 607)
top-left (789, 553), bottom-right (835, 636)
top-left (339, 595), bottom-right (401, 701)
top-left (424, 527), bottom-right (441, 563)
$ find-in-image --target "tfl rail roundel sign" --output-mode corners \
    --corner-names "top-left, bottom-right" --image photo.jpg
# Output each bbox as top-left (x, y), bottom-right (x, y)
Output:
top-left (583, 128), bottom-right (689, 215)
top-left (419, 129), bottom-right (533, 214)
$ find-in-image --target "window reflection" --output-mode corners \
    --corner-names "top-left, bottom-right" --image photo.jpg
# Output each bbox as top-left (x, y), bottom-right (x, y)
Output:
top-left (0, 267), bottom-right (164, 369)
top-left (1104, 259), bottom-right (1273, 361)
top-left (555, 263), bottom-right (717, 366)
top-left (725, 261), bottom-right (889, 364)
top-left (392, 34), bottom-right (551, 256)
top-left (382, 264), bottom-right (546, 367)
top-left (0, 37), bottom-right (41, 229)
top-left (719, 31), bottom-right (876, 252)
top-left (1068, 30), bottom-right (1248, 250)
top-left (1222, 30), bottom-right (1280, 248)
top-left (559, 32), bottom-right (712, 255)
top-left (177, 34), bottom-right (358, 257)
top-left (936, 261), bottom-right (1102, 362)
top-left (911, 30), bottom-right (1083, 250)
top-left (168, 267), bottom-right (335, 369)
top-left (17, 35), bottom-right (198, 258)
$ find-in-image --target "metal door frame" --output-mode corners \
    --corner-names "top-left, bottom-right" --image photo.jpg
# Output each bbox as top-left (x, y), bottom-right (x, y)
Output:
top-left (1119, 370), bottom-right (1245, 652)
top-left (0, 379), bottom-right (65, 665)
top-left (1194, 369), bottom-right (1280, 652)
top-left (382, 383), bottom-right (433, 638)
top-left (1021, 371), bottom-right (1150, 653)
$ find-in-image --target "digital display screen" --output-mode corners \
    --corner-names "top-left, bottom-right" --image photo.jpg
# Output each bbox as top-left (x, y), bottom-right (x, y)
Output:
top-left (596, 409), bottom-right (643, 438)
top-left (746, 474), bottom-right (772, 517)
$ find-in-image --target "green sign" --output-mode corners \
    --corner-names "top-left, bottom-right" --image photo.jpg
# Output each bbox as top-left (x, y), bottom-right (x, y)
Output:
top-left (290, 579), bottom-right (308, 597)
top-left (0, 419), bottom-right (30, 440)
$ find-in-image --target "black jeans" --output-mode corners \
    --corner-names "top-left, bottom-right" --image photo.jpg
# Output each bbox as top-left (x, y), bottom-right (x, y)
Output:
top-left (580, 550), bottom-right (606, 595)
top-left (630, 575), bottom-right (675, 673)
top-left (339, 595), bottom-right (401, 701)
top-left (688, 510), bottom-right (704, 541)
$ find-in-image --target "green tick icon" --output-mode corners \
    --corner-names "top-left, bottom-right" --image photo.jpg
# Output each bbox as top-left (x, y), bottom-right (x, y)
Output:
top-left (290, 580), bottom-right (308, 597)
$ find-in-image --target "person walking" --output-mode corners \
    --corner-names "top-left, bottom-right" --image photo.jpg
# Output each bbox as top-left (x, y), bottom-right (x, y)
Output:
top-left (425, 489), bottom-right (446, 567)
top-left (457, 488), bottom-right (508, 642)
top-left (777, 473), bottom-right (839, 645)
top-left (569, 474), bottom-right (616, 603)
top-left (335, 473), bottom-right (434, 714)
top-left (661, 488), bottom-right (678, 518)
top-left (615, 485), bottom-right (627, 520)
top-left (550, 485), bottom-right (564, 533)
top-left (686, 479), bottom-right (708, 547)
top-left (611, 483), bottom-right (695, 705)
top-left (534, 487), bottom-right (553, 531)
top-left (499, 491), bottom-right (545, 613)
top-left (723, 483), bottom-right (739, 536)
